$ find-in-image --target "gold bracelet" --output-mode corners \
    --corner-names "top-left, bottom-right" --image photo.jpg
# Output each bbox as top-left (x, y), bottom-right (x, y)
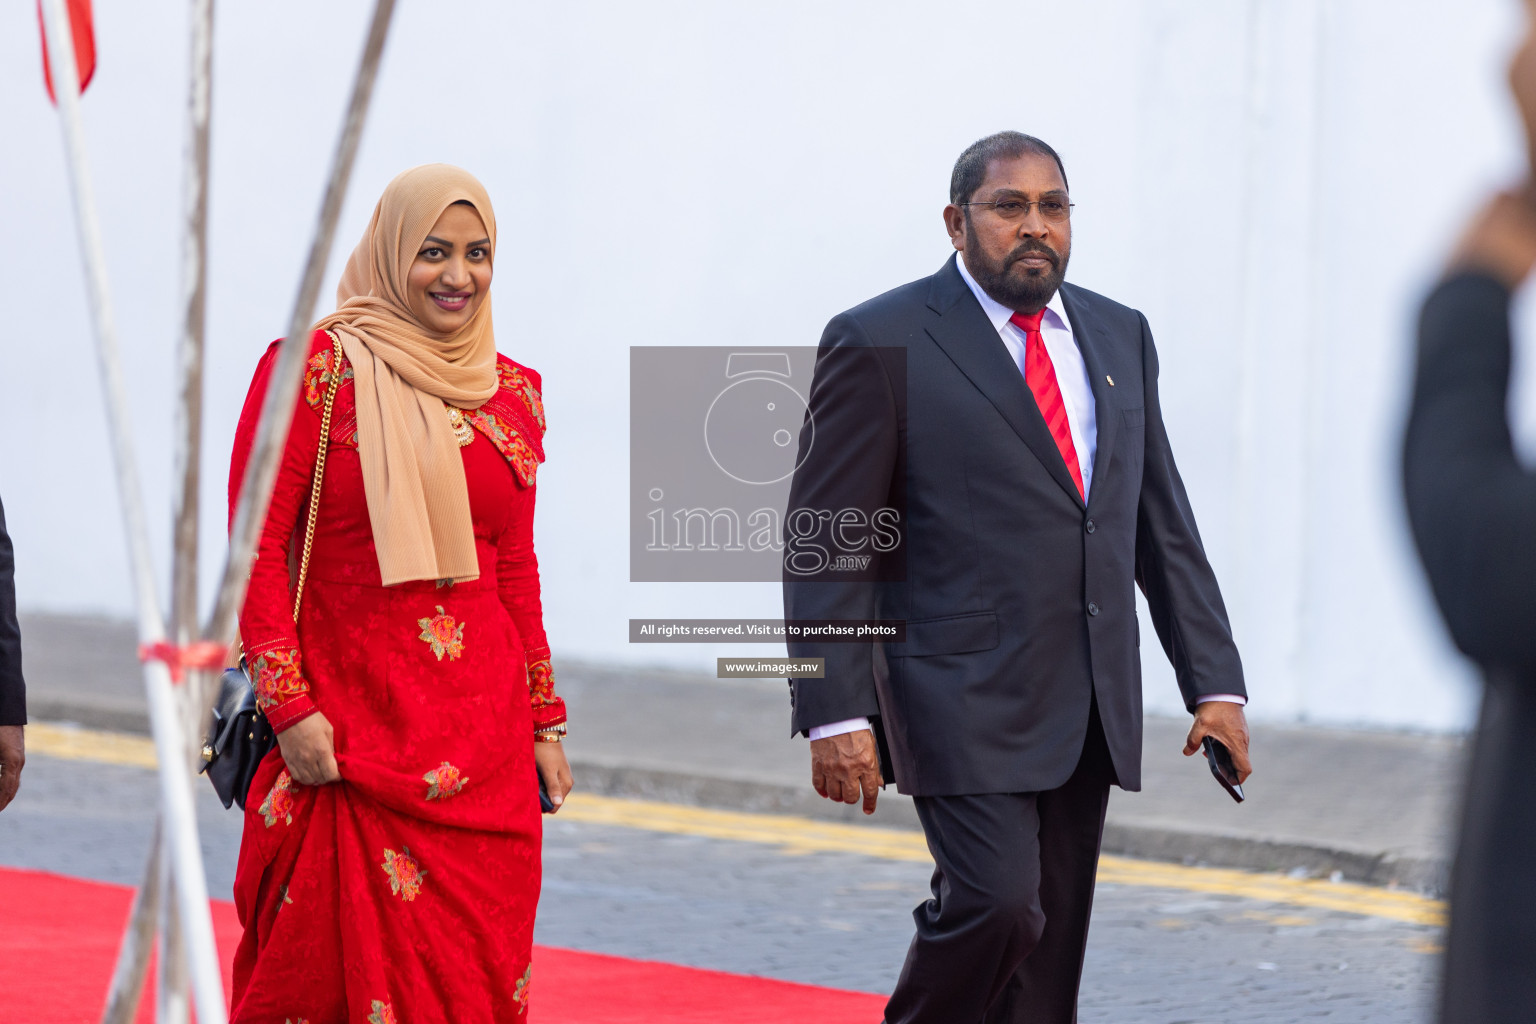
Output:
top-left (534, 731), bottom-right (563, 743)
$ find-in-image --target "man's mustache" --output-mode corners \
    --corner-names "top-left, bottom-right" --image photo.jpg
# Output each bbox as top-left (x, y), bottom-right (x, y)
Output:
top-left (1004, 242), bottom-right (1060, 269)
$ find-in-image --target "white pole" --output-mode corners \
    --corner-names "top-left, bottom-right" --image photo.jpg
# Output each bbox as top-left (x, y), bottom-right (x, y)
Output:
top-left (99, 825), bottom-right (161, 1024)
top-left (37, 2), bottom-right (228, 1021)
top-left (161, 1), bottom-right (216, 1014)
top-left (155, 843), bottom-right (190, 1024)
top-left (172, 0), bottom-right (218, 737)
top-left (172, 0), bottom-right (214, 650)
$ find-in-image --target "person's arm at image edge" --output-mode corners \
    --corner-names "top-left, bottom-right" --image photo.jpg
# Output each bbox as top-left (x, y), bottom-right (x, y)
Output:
top-left (0, 495), bottom-right (25, 812)
top-left (1404, 193), bottom-right (1536, 669)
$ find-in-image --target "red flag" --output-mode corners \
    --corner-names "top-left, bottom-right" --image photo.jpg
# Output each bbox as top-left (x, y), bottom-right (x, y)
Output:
top-left (37, 0), bottom-right (97, 103)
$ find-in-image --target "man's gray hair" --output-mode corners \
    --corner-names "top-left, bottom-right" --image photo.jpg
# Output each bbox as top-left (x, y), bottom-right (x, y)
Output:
top-left (949, 131), bottom-right (1069, 205)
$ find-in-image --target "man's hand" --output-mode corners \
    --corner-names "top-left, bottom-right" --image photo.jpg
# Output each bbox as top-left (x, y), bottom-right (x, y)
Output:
top-left (1512, 1), bottom-right (1536, 183)
top-left (275, 712), bottom-right (341, 786)
top-left (0, 725), bottom-right (23, 812)
top-left (1448, 190), bottom-right (1536, 289)
top-left (1451, 7), bottom-right (1536, 290)
top-left (534, 740), bottom-right (574, 812)
top-left (810, 729), bottom-right (883, 815)
top-left (1183, 701), bottom-right (1252, 785)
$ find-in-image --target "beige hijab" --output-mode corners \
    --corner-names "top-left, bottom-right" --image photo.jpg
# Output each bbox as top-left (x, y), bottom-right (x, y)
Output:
top-left (314, 164), bottom-right (499, 586)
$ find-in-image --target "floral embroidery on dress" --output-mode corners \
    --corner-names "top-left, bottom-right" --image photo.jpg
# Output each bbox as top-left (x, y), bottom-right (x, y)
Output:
top-left (417, 606), bottom-right (466, 661)
top-left (381, 847), bottom-right (426, 901)
top-left (504, 432), bottom-right (541, 487)
top-left (366, 1001), bottom-right (398, 1024)
top-left (301, 345), bottom-right (359, 447)
top-left (251, 648), bottom-right (306, 711)
top-left (512, 964), bottom-right (533, 1014)
top-left (464, 406), bottom-right (541, 487)
top-left (527, 659), bottom-right (556, 705)
top-left (497, 362), bottom-right (546, 433)
top-left (423, 761), bottom-right (468, 800)
top-left (259, 770), bottom-right (295, 827)
top-left (303, 347), bottom-right (353, 411)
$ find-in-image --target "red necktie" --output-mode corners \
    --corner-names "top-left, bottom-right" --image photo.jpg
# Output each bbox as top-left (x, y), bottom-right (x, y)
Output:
top-left (1010, 309), bottom-right (1085, 500)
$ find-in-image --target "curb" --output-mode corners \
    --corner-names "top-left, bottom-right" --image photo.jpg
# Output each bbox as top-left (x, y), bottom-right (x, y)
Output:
top-left (29, 701), bottom-right (1451, 896)
top-left (566, 758), bottom-right (1450, 896)
top-left (1097, 823), bottom-right (1447, 895)
top-left (568, 758), bottom-right (925, 830)
top-left (27, 698), bottom-right (150, 737)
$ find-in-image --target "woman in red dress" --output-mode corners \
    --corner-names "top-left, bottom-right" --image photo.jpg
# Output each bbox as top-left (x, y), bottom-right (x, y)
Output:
top-left (226, 164), bottom-right (571, 1022)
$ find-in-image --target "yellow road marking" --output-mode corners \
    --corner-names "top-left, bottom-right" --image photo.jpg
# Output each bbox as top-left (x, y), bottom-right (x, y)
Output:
top-left (560, 794), bottom-right (1446, 927)
top-left (560, 793), bottom-right (935, 860)
top-left (27, 721), bottom-right (159, 770)
top-left (26, 723), bottom-right (1448, 927)
top-left (1093, 855), bottom-right (1444, 927)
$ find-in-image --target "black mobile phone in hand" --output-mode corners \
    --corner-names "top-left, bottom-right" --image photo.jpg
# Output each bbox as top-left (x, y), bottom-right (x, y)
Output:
top-left (538, 775), bottom-right (556, 814)
top-left (1202, 736), bottom-right (1245, 803)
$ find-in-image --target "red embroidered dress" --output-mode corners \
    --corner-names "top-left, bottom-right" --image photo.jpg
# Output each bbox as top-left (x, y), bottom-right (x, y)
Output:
top-left (228, 331), bottom-right (565, 1022)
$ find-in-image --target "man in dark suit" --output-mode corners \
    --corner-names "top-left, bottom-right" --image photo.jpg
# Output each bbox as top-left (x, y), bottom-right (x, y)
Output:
top-left (1402, 9), bottom-right (1536, 1017)
top-left (784, 132), bottom-right (1251, 1023)
top-left (0, 494), bottom-right (25, 813)
top-left (1405, 190), bottom-right (1536, 1024)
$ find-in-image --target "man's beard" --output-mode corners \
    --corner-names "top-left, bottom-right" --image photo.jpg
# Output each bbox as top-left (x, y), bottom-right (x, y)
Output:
top-left (964, 218), bottom-right (1070, 312)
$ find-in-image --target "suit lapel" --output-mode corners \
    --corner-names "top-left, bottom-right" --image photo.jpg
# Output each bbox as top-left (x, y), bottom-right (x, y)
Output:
top-left (1059, 284), bottom-right (1118, 512)
top-left (924, 257), bottom-right (1086, 508)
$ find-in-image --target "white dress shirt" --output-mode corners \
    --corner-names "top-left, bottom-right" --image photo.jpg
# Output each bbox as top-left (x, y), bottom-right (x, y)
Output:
top-left (807, 257), bottom-right (1241, 742)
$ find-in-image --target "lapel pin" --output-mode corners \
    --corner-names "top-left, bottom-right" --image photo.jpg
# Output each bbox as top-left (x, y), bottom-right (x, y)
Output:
top-left (1106, 375), bottom-right (1115, 387)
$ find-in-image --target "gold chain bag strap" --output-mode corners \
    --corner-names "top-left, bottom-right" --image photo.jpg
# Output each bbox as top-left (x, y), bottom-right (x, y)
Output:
top-left (292, 332), bottom-right (343, 618)
top-left (201, 334), bottom-right (346, 809)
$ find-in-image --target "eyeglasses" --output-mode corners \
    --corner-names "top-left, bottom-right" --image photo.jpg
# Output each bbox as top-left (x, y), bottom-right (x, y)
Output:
top-left (961, 197), bottom-right (1074, 222)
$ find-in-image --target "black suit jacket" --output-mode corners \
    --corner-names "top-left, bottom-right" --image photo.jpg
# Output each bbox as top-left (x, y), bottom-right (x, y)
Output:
top-left (1403, 271), bottom-right (1536, 1024)
top-left (784, 255), bottom-right (1244, 796)
top-left (0, 495), bottom-right (24, 726)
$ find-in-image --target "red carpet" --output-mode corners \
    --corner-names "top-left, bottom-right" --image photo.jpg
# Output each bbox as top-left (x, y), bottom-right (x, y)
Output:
top-left (0, 866), bottom-right (885, 1022)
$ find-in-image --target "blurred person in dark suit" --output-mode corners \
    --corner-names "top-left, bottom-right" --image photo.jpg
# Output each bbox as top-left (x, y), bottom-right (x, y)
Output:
top-left (1403, 5), bottom-right (1536, 1020)
top-left (0, 495), bottom-right (25, 812)
top-left (785, 132), bottom-right (1251, 1024)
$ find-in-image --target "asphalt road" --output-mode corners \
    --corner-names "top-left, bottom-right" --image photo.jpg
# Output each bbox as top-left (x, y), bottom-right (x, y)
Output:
top-left (0, 751), bottom-right (1441, 1023)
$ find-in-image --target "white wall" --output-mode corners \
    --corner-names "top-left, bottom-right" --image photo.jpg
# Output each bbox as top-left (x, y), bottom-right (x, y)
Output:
top-left (0, 0), bottom-right (1524, 731)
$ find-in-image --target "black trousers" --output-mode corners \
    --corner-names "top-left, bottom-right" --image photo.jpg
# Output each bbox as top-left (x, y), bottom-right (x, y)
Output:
top-left (884, 695), bottom-right (1118, 1024)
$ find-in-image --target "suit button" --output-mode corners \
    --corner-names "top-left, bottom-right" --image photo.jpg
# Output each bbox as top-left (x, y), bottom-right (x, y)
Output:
top-left (1085, 519), bottom-right (1096, 534)
top-left (1087, 602), bottom-right (1100, 616)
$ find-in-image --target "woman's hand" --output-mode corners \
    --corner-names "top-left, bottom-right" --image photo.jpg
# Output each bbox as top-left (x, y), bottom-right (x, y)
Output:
top-left (534, 740), bottom-right (573, 811)
top-left (275, 712), bottom-right (341, 786)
